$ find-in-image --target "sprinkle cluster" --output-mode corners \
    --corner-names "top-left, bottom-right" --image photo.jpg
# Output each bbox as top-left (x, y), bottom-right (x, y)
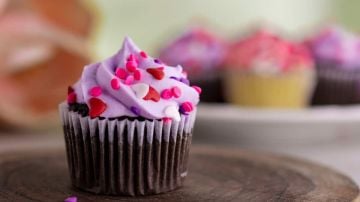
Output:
top-left (68, 50), bottom-right (202, 121)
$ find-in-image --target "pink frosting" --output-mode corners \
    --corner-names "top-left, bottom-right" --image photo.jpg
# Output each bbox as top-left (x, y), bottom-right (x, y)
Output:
top-left (226, 30), bottom-right (313, 73)
top-left (71, 37), bottom-right (200, 120)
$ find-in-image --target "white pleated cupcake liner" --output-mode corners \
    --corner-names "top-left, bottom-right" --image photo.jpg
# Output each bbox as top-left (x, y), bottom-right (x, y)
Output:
top-left (59, 103), bottom-right (196, 196)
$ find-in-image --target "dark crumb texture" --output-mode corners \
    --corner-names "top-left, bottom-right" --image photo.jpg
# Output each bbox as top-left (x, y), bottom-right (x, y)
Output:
top-left (68, 103), bottom-right (158, 121)
top-left (69, 103), bottom-right (89, 117)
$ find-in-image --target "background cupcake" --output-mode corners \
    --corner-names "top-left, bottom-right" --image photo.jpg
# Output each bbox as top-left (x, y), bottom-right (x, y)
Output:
top-left (307, 26), bottom-right (360, 105)
top-left (60, 37), bottom-right (200, 196)
top-left (224, 30), bottom-right (315, 108)
top-left (159, 26), bottom-right (226, 102)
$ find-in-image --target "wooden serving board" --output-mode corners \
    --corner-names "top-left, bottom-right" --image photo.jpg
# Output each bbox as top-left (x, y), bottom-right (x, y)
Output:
top-left (0, 146), bottom-right (358, 202)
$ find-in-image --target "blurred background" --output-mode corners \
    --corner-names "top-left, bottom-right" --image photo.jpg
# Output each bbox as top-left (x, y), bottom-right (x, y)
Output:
top-left (0, 0), bottom-right (360, 184)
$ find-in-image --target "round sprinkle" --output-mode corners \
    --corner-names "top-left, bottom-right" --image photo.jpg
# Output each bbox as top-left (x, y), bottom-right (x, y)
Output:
top-left (111, 78), bottom-right (120, 90)
top-left (126, 60), bottom-right (137, 72)
top-left (124, 75), bottom-right (134, 85)
top-left (127, 53), bottom-right (136, 61)
top-left (180, 102), bottom-right (193, 113)
top-left (171, 86), bottom-right (181, 98)
top-left (67, 92), bottom-right (77, 104)
top-left (130, 106), bottom-right (141, 116)
top-left (134, 69), bottom-right (142, 80)
top-left (161, 89), bottom-right (172, 100)
top-left (89, 86), bottom-right (102, 97)
top-left (180, 78), bottom-right (190, 85)
top-left (140, 51), bottom-right (148, 58)
top-left (115, 68), bottom-right (128, 80)
top-left (192, 85), bottom-right (202, 94)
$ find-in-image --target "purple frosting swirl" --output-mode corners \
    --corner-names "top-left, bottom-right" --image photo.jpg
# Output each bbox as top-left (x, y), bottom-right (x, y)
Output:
top-left (158, 27), bottom-right (226, 76)
top-left (308, 26), bottom-right (360, 69)
top-left (72, 37), bottom-right (200, 120)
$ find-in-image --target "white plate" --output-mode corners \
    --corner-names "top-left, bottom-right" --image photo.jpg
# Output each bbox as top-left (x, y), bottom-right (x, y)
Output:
top-left (194, 104), bottom-right (360, 186)
top-left (194, 104), bottom-right (360, 149)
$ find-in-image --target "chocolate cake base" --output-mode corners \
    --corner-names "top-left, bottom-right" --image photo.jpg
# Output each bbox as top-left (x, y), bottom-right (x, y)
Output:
top-left (63, 122), bottom-right (192, 196)
top-left (312, 66), bottom-right (360, 105)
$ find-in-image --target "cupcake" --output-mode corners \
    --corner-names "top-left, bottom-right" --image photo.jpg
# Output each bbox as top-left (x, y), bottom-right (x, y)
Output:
top-left (224, 30), bottom-right (315, 108)
top-left (159, 27), bottom-right (226, 102)
top-left (59, 37), bottom-right (200, 196)
top-left (307, 26), bottom-right (360, 105)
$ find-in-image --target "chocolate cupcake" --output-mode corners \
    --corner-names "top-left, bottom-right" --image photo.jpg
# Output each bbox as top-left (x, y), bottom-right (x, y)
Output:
top-left (59, 37), bottom-right (200, 196)
top-left (308, 26), bottom-right (360, 105)
top-left (159, 26), bottom-right (226, 102)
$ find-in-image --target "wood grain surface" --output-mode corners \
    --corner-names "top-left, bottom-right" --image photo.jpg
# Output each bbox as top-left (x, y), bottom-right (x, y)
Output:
top-left (0, 146), bottom-right (358, 202)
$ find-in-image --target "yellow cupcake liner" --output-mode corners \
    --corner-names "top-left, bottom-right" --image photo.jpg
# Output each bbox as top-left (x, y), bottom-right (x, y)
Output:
top-left (224, 68), bottom-right (315, 109)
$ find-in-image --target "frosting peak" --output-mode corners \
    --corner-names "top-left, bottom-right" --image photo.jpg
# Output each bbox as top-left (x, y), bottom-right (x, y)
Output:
top-left (227, 30), bottom-right (313, 74)
top-left (70, 37), bottom-right (200, 121)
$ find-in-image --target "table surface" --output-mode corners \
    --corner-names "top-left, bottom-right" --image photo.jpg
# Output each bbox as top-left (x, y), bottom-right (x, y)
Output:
top-left (0, 131), bottom-right (359, 201)
top-left (0, 133), bottom-right (359, 201)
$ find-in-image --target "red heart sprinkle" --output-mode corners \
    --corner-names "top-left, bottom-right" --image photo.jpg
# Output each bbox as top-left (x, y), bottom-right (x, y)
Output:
top-left (89, 97), bottom-right (107, 118)
top-left (67, 92), bottom-right (77, 104)
top-left (68, 86), bottom-right (74, 95)
top-left (146, 67), bottom-right (164, 80)
top-left (143, 86), bottom-right (160, 102)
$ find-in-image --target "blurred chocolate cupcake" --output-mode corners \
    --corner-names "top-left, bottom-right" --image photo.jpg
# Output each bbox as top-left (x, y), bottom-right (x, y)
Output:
top-left (60, 37), bottom-right (200, 196)
top-left (308, 26), bottom-right (360, 105)
top-left (159, 26), bottom-right (226, 102)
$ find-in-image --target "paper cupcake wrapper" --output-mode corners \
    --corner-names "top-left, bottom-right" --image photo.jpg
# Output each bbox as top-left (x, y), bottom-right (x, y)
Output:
top-left (224, 68), bottom-right (315, 108)
top-left (59, 103), bottom-right (196, 196)
top-left (312, 66), bottom-right (360, 105)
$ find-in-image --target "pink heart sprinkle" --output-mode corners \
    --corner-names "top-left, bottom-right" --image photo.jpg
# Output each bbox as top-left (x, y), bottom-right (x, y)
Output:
top-left (126, 60), bottom-right (137, 72)
top-left (115, 68), bottom-right (128, 80)
top-left (140, 51), bottom-right (148, 58)
top-left (171, 86), bottom-right (181, 98)
top-left (134, 70), bottom-right (142, 80)
top-left (192, 85), bottom-right (202, 94)
top-left (111, 78), bottom-right (120, 90)
top-left (161, 89), bottom-right (172, 100)
top-left (124, 75), bottom-right (134, 85)
top-left (67, 92), bottom-right (77, 104)
top-left (89, 86), bottom-right (102, 97)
